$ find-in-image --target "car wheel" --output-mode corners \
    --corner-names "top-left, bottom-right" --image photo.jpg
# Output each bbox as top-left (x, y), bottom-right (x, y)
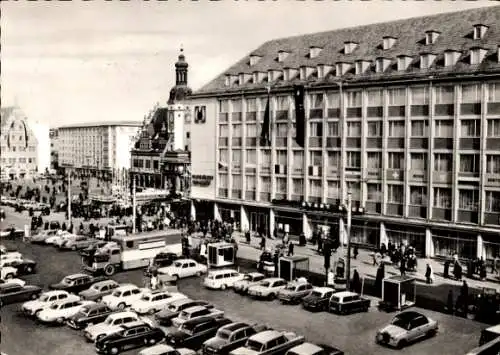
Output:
top-left (196, 271), bottom-right (202, 277)
top-left (5, 274), bottom-right (13, 279)
top-left (71, 246), bottom-right (77, 251)
top-left (397, 340), bottom-right (407, 349)
top-left (96, 334), bottom-right (105, 342)
top-left (104, 264), bottom-right (116, 276)
top-left (26, 266), bottom-right (33, 274)
top-left (30, 293), bottom-right (39, 300)
top-left (221, 284), bottom-right (227, 290)
top-left (268, 293), bottom-right (276, 300)
top-left (173, 275), bottom-right (179, 281)
top-left (109, 346), bottom-right (120, 355)
top-left (35, 309), bottom-right (42, 316)
top-left (117, 302), bottom-right (126, 310)
top-left (56, 317), bottom-right (64, 324)
top-left (148, 308), bottom-right (156, 315)
top-left (149, 338), bottom-right (157, 345)
top-left (427, 329), bottom-right (437, 338)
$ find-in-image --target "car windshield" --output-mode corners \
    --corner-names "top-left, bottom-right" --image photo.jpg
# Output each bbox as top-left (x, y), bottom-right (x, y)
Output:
top-left (259, 281), bottom-right (270, 287)
top-left (168, 304), bottom-right (178, 311)
top-left (310, 291), bottom-right (323, 297)
top-left (112, 291), bottom-right (122, 297)
top-left (61, 277), bottom-right (72, 285)
top-left (49, 303), bottom-right (60, 309)
top-left (246, 340), bottom-right (263, 352)
top-left (90, 284), bottom-right (100, 291)
top-left (391, 316), bottom-right (411, 330)
top-left (330, 296), bottom-right (340, 303)
top-left (180, 324), bottom-right (194, 335)
top-left (243, 275), bottom-right (252, 281)
top-left (105, 317), bottom-right (114, 325)
top-left (79, 307), bottom-right (91, 316)
top-left (179, 311), bottom-right (189, 319)
top-left (141, 295), bottom-right (152, 302)
top-left (285, 285), bottom-right (296, 291)
top-left (39, 294), bottom-right (50, 302)
top-left (217, 330), bottom-right (231, 340)
top-left (174, 262), bottom-right (183, 268)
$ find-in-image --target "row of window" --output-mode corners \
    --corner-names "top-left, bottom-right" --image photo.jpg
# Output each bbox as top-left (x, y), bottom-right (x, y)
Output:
top-left (219, 83), bottom-right (500, 112)
top-left (0, 145), bottom-right (36, 153)
top-left (132, 158), bottom-right (160, 170)
top-left (1, 157), bottom-right (35, 164)
top-left (219, 149), bottom-right (500, 174)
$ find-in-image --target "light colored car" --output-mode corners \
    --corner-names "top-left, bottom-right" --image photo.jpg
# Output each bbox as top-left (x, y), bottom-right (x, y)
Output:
top-left (230, 330), bottom-right (305, 355)
top-left (233, 273), bottom-right (266, 294)
top-left (78, 279), bottom-right (120, 301)
top-left (1, 265), bottom-right (18, 280)
top-left (45, 231), bottom-right (71, 245)
top-left (54, 233), bottom-right (78, 248)
top-left (60, 235), bottom-right (93, 250)
top-left (247, 278), bottom-right (288, 300)
top-left (131, 289), bottom-right (188, 315)
top-left (37, 299), bottom-right (95, 324)
top-left (22, 290), bottom-right (80, 316)
top-left (0, 277), bottom-right (25, 287)
top-left (171, 305), bottom-right (224, 328)
top-left (83, 310), bottom-right (151, 342)
top-left (0, 245), bottom-right (22, 260)
top-left (139, 344), bottom-right (197, 355)
top-left (203, 269), bottom-right (245, 290)
top-left (375, 311), bottom-right (438, 349)
top-left (277, 282), bottom-right (313, 304)
top-left (157, 259), bottom-right (208, 280)
top-left (102, 283), bottom-right (147, 310)
top-left (30, 230), bottom-right (58, 244)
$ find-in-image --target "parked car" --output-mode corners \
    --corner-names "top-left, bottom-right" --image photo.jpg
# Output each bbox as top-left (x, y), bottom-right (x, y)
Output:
top-left (84, 310), bottom-right (148, 342)
top-left (172, 305), bottom-right (225, 328)
top-left (139, 344), bottom-right (197, 355)
top-left (131, 289), bottom-right (188, 315)
top-left (157, 259), bottom-right (208, 280)
top-left (277, 282), bottom-right (313, 304)
top-left (80, 241), bottom-right (112, 257)
top-left (54, 233), bottom-right (79, 248)
top-left (0, 245), bottom-right (22, 259)
top-left (66, 303), bottom-right (115, 330)
top-left (95, 322), bottom-right (166, 354)
top-left (45, 231), bottom-right (72, 245)
top-left (328, 291), bottom-right (370, 314)
top-left (203, 269), bottom-right (245, 290)
top-left (0, 283), bottom-right (42, 307)
top-left (49, 273), bottom-right (108, 294)
top-left (375, 311), bottom-right (438, 349)
top-left (230, 330), bottom-right (305, 355)
top-left (60, 235), bottom-right (94, 251)
top-left (0, 277), bottom-right (25, 287)
top-left (166, 317), bottom-right (233, 350)
top-left (78, 279), bottom-right (120, 302)
top-left (30, 230), bottom-right (58, 244)
top-left (247, 278), bottom-right (287, 300)
top-left (22, 290), bottom-right (80, 317)
top-left (144, 252), bottom-right (179, 277)
top-left (36, 299), bottom-right (95, 324)
top-left (0, 226), bottom-right (24, 239)
top-left (202, 322), bottom-right (269, 355)
top-left (233, 273), bottom-right (266, 295)
top-left (155, 299), bottom-right (213, 326)
top-left (286, 343), bottom-right (344, 355)
top-left (0, 265), bottom-right (18, 280)
top-left (302, 287), bottom-right (335, 312)
top-left (2, 258), bottom-right (37, 275)
top-left (102, 283), bottom-right (147, 311)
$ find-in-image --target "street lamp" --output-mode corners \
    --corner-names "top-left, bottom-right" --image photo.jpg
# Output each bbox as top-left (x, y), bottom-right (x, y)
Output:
top-left (345, 189), bottom-right (352, 290)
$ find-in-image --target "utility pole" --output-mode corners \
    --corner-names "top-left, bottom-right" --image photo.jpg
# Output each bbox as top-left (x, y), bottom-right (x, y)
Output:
top-left (67, 168), bottom-right (72, 226)
top-left (345, 190), bottom-right (352, 290)
top-left (132, 175), bottom-right (136, 234)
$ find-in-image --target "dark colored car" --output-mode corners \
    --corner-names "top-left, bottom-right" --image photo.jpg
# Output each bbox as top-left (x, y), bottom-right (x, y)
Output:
top-left (49, 273), bottom-right (108, 294)
top-left (0, 227), bottom-right (25, 240)
top-left (0, 283), bottom-right (42, 307)
top-left (144, 252), bottom-right (179, 277)
top-left (95, 322), bottom-right (166, 354)
top-left (302, 287), bottom-right (335, 312)
top-left (66, 302), bottom-right (115, 330)
top-left (166, 317), bottom-right (233, 350)
top-left (328, 291), bottom-right (370, 315)
top-left (3, 258), bottom-right (37, 275)
top-left (202, 322), bottom-right (268, 355)
top-left (155, 299), bottom-right (213, 326)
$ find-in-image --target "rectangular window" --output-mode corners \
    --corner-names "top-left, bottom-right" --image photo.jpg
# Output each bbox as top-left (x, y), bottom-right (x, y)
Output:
top-left (310, 151), bottom-right (322, 166)
top-left (434, 153), bottom-right (452, 172)
top-left (309, 179), bottom-right (322, 197)
top-left (276, 123), bottom-right (288, 137)
top-left (485, 191), bottom-right (500, 212)
top-left (327, 181), bottom-right (340, 198)
top-left (246, 123), bottom-right (257, 137)
top-left (458, 189), bottom-right (479, 211)
top-left (367, 89), bottom-right (383, 106)
top-left (347, 122), bottom-right (361, 137)
top-left (434, 120), bottom-right (454, 137)
top-left (260, 150), bottom-right (271, 166)
top-left (367, 121), bottom-right (382, 137)
top-left (246, 98), bottom-right (257, 112)
top-left (388, 152), bottom-right (404, 169)
top-left (410, 186), bottom-right (427, 205)
top-left (260, 176), bottom-right (271, 192)
top-left (435, 85), bottom-right (454, 104)
top-left (246, 150), bottom-right (256, 164)
top-left (231, 99), bottom-right (242, 112)
top-left (232, 124), bottom-right (242, 137)
top-left (232, 174), bottom-right (242, 189)
top-left (246, 176), bottom-right (256, 190)
top-left (276, 150), bottom-right (287, 165)
top-left (219, 125), bottom-right (229, 137)
top-left (488, 83), bottom-right (500, 102)
top-left (388, 121), bottom-right (405, 137)
top-left (219, 100), bottom-right (229, 113)
top-left (411, 120), bottom-right (429, 137)
top-left (293, 151), bottom-right (303, 168)
top-left (310, 122), bottom-right (323, 137)
top-left (459, 154), bottom-right (480, 173)
top-left (367, 183), bottom-right (382, 201)
top-left (327, 122), bottom-right (339, 136)
top-left (387, 184), bottom-right (404, 203)
top-left (219, 149), bottom-right (229, 163)
top-left (293, 178), bottom-right (304, 195)
top-left (410, 153), bottom-right (427, 170)
top-left (346, 91), bottom-right (362, 107)
top-left (311, 93), bottom-right (324, 108)
top-left (327, 151), bottom-right (339, 168)
top-left (487, 119), bottom-right (500, 137)
top-left (462, 84), bottom-right (481, 103)
top-left (218, 173), bottom-right (228, 188)
top-left (347, 181), bottom-right (361, 200)
top-left (231, 150), bottom-right (241, 167)
top-left (145, 160), bottom-right (151, 169)
top-left (326, 92), bottom-right (340, 108)
top-left (346, 151), bottom-right (361, 169)
top-left (367, 152), bottom-right (381, 169)
top-left (486, 155), bottom-right (500, 174)
top-left (276, 177), bottom-right (287, 193)
top-left (388, 88), bottom-right (406, 106)
top-left (460, 119), bottom-right (480, 137)
top-left (276, 96), bottom-right (290, 110)
top-left (410, 87), bottom-right (429, 104)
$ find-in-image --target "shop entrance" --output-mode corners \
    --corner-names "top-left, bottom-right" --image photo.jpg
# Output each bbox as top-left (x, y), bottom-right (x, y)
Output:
top-left (432, 230), bottom-right (477, 260)
top-left (250, 211), bottom-right (268, 235)
top-left (385, 223), bottom-right (425, 256)
top-left (275, 211), bottom-right (302, 239)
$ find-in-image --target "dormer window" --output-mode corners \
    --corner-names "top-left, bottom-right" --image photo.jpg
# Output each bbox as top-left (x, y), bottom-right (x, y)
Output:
top-left (249, 55), bottom-right (262, 66)
top-left (375, 57), bottom-right (391, 73)
top-left (444, 50), bottom-right (461, 67)
top-left (283, 67), bottom-right (299, 81)
top-left (344, 41), bottom-right (358, 55)
top-left (309, 46), bottom-right (322, 59)
top-left (317, 64), bottom-right (332, 79)
top-left (253, 71), bottom-right (267, 83)
top-left (355, 60), bottom-right (370, 75)
top-left (299, 66), bottom-right (315, 80)
top-left (397, 55), bottom-right (412, 71)
top-left (336, 62), bottom-right (352, 76)
top-left (278, 50), bottom-right (290, 63)
top-left (224, 74), bottom-right (238, 86)
top-left (225, 75), bottom-right (230, 87)
top-left (420, 53), bottom-right (436, 69)
top-left (268, 69), bottom-right (283, 82)
top-left (383, 36), bottom-right (397, 50)
top-left (473, 24), bottom-right (489, 40)
top-left (425, 30), bottom-right (440, 45)
top-left (470, 47), bottom-right (488, 65)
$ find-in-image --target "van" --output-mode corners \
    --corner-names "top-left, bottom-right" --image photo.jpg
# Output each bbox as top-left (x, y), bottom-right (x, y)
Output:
top-left (202, 269), bottom-right (244, 290)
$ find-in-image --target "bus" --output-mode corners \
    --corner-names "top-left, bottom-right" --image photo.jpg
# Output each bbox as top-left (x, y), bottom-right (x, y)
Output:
top-left (82, 229), bottom-right (182, 276)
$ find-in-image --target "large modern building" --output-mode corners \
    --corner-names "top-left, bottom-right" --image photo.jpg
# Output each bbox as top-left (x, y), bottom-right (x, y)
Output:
top-left (49, 128), bottom-right (59, 171)
top-left (187, 6), bottom-right (500, 260)
top-left (0, 106), bottom-right (39, 180)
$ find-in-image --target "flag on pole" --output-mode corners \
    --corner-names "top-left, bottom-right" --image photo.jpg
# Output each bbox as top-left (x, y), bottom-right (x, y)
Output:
top-left (260, 89), bottom-right (271, 146)
top-left (294, 85), bottom-right (306, 147)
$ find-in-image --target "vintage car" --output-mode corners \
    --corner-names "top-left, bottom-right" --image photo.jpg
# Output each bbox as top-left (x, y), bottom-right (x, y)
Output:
top-left (0, 226), bottom-right (24, 239)
top-left (78, 279), bottom-right (120, 302)
top-left (0, 283), bottom-right (42, 307)
top-left (60, 235), bottom-right (94, 251)
top-left (229, 330), bottom-right (305, 355)
top-left (0, 245), bottom-right (22, 259)
top-left (144, 252), bottom-right (179, 277)
top-left (375, 311), bottom-right (438, 349)
top-left (0, 277), bottom-right (25, 287)
top-left (157, 259), bottom-right (208, 280)
top-left (131, 289), bottom-right (188, 315)
top-left (49, 273), bottom-right (108, 294)
top-left (102, 283), bottom-right (147, 311)
top-left (233, 273), bottom-right (266, 295)
top-left (203, 269), bottom-right (245, 290)
top-left (172, 305), bottom-right (224, 328)
top-left (166, 317), bottom-right (233, 350)
top-left (1, 264), bottom-right (18, 280)
top-left (22, 290), bottom-right (80, 316)
top-left (247, 278), bottom-right (287, 300)
top-left (2, 258), bottom-right (37, 275)
top-left (328, 291), bottom-right (370, 314)
top-left (155, 299), bottom-right (213, 326)
top-left (277, 282), bottom-right (313, 304)
top-left (202, 322), bottom-right (268, 355)
top-left (83, 311), bottom-right (151, 343)
top-left (302, 287), bottom-right (335, 312)
top-left (30, 230), bottom-right (58, 244)
top-left (139, 344), bottom-right (197, 355)
top-left (36, 299), bottom-right (95, 324)
top-left (66, 302), bottom-right (115, 330)
top-left (286, 342), bottom-right (344, 355)
top-left (95, 322), bottom-right (166, 354)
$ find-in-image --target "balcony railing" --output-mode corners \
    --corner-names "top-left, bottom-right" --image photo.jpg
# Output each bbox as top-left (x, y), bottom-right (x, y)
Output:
top-left (457, 210), bottom-right (478, 224)
top-left (292, 166), bottom-right (304, 175)
top-left (459, 138), bottom-right (480, 150)
top-left (326, 197), bottom-right (340, 205)
top-left (460, 103), bottom-right (481, 115)
top-left (410, 105), bottom-right (429, 117)
top-left (386, 169), bottom-right (404, 181)
top-left (218, 188), bottom-right (228, 198)
top-left (219, 113), bottom-right (229, 123)
top-left (366, 138), bottom-right (382, 149)
top-left (327, 108), bottom-right (340, 118)
top-left (434, 104), bottom-right (454, 116)
top-left (232, 112), bottom-right (242, 122)
top-left (485, 173), bottom-right (500, 187)
top-left (346, 137), bottom-right (361, 148)
top-left (291, 194), bottom-right (304, 201)
top-left (367, 106), bottom-right (383, 118)
top-left (388, 106), bottom-right (406, 117)
top-left (409, 205), bottom-right (427, 219)
top-left (246, 190), bottom-right (256, 201)
top-left (458, 171), bottom-right (479, 179)
top-left (326, 167), bottom-right (339, 177)
top-left (484, 212), bottom-right (500, 226)
top-left (232, 137), bottom-right (242, 147)
top-left (409, 170), bottom-right (427, 182)
top-left (387, 138), bottom-right (405, 149)
top-left (488, 102), bottom-right (500, 115)
top-left (410, 138), bottom-right (428, 149)
top-left (309, 137), bottom-right (322, 148)
top-left (486, 138), bottom-right (500, 150)
top-left (433, 138), bottom-right (453, 150)
top-left (218, 137), bottom-right (228, 146)
top-left (309, 196), bottom-right (322, 204)
top-left (260, 166), bottom-right (271, 174)
top-left (346, 107), bottom-right (362, 118)
top-left (274, 192), bottom-right (286, 200)
top-left (245, 166), bottom-right (256, 174)
top-left (246, 137), bottom-right (257, 147)
top-left (432, 171), bottom-right (452, 184)
top-left (386, 203), bottom-right (404, 216)
top-left (367, 169), bottom-right (382, 179)
top-left (326, 137), bottom-right (341, 148)
top-left (276, 110), bottom-right (289, 121)
top-left (275, 137), bottom-right (287, 147)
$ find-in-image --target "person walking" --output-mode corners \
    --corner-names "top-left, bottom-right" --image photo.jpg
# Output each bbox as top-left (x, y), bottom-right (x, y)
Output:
top-left (443, 260), bottom-right (450, 279)
top-left (353, 245), bottom-right (359, 260)
top-left (425, 263), bottom-right (433, 284)
top-left (493, 255), bottom-right (499, 275)
top-left (260, 235), bottom-right (266, 250)
top-left (400, 258), bottom-right (406, 277)
top-left (287, 241), bottom-right (294, 256)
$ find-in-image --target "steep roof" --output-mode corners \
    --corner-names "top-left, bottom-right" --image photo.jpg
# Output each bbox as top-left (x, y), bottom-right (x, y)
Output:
top-left (1, 107), bottom-right (17, 130)
top-left (194, 6), bottom-right (500, 96)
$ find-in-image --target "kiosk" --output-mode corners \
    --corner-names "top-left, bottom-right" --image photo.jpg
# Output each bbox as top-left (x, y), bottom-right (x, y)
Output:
top-left (278, 256), bottom-right (310, 282)
top-left (379, 275), bottom-right (416, 311)
top-left (207, 242), bottom-right (236, 268)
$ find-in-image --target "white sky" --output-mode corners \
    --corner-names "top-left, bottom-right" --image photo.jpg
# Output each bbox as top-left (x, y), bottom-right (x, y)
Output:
top-left (1, 1), bottom-right (497, 127)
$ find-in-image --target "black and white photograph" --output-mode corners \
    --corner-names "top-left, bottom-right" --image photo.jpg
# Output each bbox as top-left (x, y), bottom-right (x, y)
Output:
top-left (1, 1), bottom-right (500, 355)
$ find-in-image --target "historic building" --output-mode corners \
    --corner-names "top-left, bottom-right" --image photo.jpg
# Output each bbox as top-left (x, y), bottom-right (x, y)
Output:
top-left (129, 49), bottom-right (192, 199)
top-left (187, 6), bottom-right (500, 260)
top-left (0, 106), bottom-right (39, 180)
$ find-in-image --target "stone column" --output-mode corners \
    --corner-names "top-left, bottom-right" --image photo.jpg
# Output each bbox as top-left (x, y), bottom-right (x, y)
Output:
top-left (339, 217), bottom-right (347, 245)
top-left (190, 201), bottom-right (196, 221)
top-left (269, 208), bottom-right (275, 237)
top-left (379, 222), bottom-right (388, 248)
top-left (214, 202), bottom-right (221, 221)
top-left (302, 213), bottom-right (312, 239)
top-left (240, 205), bottom-right (249, 232)
top-left (425, 228), bottom-right (434, 258)
top-left (477, 234), bottom-right (484, 259)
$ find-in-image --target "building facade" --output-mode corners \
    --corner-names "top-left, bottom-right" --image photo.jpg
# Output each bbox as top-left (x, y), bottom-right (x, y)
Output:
top-left (0, 106), bottom-right (39, 180)
top-left (188, 7), bottom-right (500, 260)
top-left (49, 128), bottom-right (59, 171)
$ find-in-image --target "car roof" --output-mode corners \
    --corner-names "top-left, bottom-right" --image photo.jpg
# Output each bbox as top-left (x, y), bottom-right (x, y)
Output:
top-left (51, 298), bottom-right (81, 306)
top-left (312, 287), bottom-right (335, 293)
top-left (0, 283), bottom-right (22, 290)
top-left (170, 298), bottom-right (195, 307)
top-left (183, 315), bottom-right (218, 326)
top-left (66, 273), bottom-right (90, 280)
top-left (246, 272), bottom-right (265, 277)
top-left (249, 330), bottom-right (282, 343)
top-left (208, 269), bottom-right (239, 275)
top-left (121, 321), bottom-right (149, 330)
top-left (261, 278), bottom-right (285, 283)
top-left (115, 283), bottom-right (138, 291)
top-left (175, 258), bottom-right (196, 263)
top-left (110, 311), bottom-right (137, 318)
top-left (183, 305), bottom-right (207, 313)
top-left (395, 311), bottom-right (426, 321)
top-left (139, 344), bottom-right (175, 355)
top-left (220, 322), bottom-right (249, 332)
top-left (43, 290), bottom-right (68, 296)
top-left (93, 280), bottom-right (117, 287)
top-left (289, 343), bottom-right (324, 355)
top-left (85, 303), bottom-right (109, 311)
top-left (332, 291), bottom-right (358, 298)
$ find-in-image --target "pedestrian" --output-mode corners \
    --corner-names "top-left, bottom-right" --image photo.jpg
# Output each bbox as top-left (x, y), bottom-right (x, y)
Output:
top-left (447, 289), bottom-right (454, 315)
top-left (480, 264), bottom-right (487, 281)
top-left (299, 232), bottom-right (306, 247)
top-left (260, 235), bottom-right (266, 250)
top-left (317, 236), bottom-right (323, 254)
top-left (283, 233), bottom-right (289, 247)
top-left (288, 241), bottom-right (294, 256)
top-left (425, 263), bottom-right (433, 284)
top-left (353, 245), bottom-right (359, 260)
top-left (380, 243), bottom-right (387, 257)
top-left (493, 255), bottom-right (499, 275)
top-left (245, 229), bottom-right (251, 244)
top-left (375, 264), bottom-right (385, 297)
top-left (444, 260), bottom-right (450, 279)
top-left (400, 258), bottom-right (406, 277)
top-left (461, 280), bottom-right (469, 317)
top-left (351, 269), bottom-right (361, 293)
top-left (372, 252), bottom-right (379, 266)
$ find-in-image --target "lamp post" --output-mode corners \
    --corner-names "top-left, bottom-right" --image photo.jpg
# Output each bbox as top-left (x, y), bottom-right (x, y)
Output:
top-left (67, 168), bottom-right (72, 226)
top-left (132, 175), bottom-right (137, 234)
top-left (345, 190), bottom-right (352, 290)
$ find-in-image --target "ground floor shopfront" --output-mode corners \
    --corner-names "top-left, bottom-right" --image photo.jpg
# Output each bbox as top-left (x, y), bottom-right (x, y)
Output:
top-left (190, 199), bottom-right (500, 261)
